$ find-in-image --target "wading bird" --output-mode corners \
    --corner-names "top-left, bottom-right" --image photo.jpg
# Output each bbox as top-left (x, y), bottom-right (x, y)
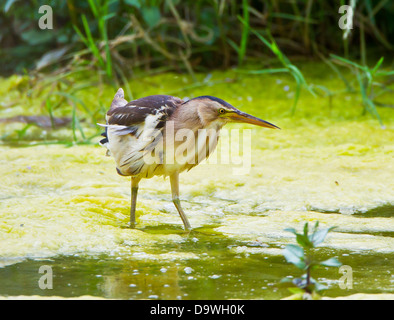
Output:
top-left (100, 88), bottom-right (279, 230)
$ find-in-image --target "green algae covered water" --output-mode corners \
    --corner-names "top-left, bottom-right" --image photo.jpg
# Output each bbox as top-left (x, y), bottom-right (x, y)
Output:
top-left (0, 63), bottom-right (393, 299)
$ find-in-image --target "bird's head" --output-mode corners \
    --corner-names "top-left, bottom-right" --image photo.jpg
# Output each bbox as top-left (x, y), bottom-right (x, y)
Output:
top-left (184, 96), bottom-right (280, 129)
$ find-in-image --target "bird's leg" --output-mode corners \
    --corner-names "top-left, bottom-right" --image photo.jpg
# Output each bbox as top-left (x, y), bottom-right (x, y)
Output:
top-left (170, 173), bottom-right (192, 231)
top-left (130, 177), bottom-right (140, 228)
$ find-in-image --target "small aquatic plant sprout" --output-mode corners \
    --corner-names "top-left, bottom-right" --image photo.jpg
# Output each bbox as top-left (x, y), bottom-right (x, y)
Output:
top-left (99, 88), bottom-right (279, 230)
top-left (281, 222), bottom-right (342, 299)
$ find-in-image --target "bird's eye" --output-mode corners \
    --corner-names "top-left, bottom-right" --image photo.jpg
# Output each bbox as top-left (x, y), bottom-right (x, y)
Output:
top-left (218, 108), bottom-right (226, 114)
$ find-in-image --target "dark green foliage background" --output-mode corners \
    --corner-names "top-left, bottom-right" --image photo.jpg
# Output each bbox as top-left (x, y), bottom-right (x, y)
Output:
top-left (1, 0), bottom-right (393, 76)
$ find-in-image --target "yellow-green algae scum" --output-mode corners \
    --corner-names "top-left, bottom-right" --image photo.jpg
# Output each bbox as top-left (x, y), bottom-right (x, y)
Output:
top-left (0, 62), bottom-right (393, 299)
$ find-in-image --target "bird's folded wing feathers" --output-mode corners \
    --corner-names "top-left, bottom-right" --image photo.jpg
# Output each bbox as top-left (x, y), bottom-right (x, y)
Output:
top-left (106, 95), bottom-right (183, 129)
top-left (99, 95), bottom-right (183, 157)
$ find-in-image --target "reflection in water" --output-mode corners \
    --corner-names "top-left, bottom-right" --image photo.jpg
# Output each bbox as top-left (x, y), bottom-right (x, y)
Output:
top-left (100, 264), bottom-right (184, 299)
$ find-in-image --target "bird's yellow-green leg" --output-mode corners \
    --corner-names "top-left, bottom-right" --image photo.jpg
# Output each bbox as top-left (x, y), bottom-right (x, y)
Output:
top-left (170, 173), bottom-right (192, 231)
top-left (130, 177), bottom-right (140, 228)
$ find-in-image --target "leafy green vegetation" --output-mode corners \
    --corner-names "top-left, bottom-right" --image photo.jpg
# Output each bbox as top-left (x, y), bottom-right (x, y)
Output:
top-left (1, 0), bottom-right (393, 75)
top-left (281, 222), bottom-right (342, 299)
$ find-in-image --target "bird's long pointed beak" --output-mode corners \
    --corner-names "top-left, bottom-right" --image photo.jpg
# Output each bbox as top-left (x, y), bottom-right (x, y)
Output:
top-left (227, 111), bottom-right (280, 129)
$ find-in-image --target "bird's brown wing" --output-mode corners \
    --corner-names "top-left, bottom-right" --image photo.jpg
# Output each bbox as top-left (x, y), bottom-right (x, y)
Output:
top-left (107, 95), bottom-right (183, 129)
top-left (100, 94), bottom-right (183, 147)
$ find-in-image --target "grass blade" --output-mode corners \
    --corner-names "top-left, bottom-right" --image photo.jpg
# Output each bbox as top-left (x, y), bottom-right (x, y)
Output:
top-left (330, 54), bottom-right (364, 70)
top-left (238, 0), bottom-right (250, 65)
